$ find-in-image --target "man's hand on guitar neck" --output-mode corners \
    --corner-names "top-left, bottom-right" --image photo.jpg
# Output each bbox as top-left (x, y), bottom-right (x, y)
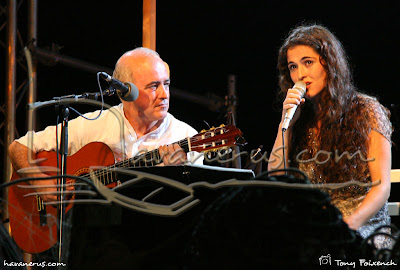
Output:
top-left (159, 143), bottom-right (187, 166)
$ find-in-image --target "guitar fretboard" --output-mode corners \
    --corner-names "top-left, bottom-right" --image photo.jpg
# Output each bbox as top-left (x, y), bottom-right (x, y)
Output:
top-left (76, 125), bottom-right (241, 186)
top-left (81, 138), bottom-right (190, 186)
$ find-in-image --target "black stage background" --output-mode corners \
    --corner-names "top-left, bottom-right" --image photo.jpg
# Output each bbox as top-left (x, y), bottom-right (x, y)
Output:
top-left (1, 0), bottom-right (400, 232)
top-left (1, 1), bottom-right (398, 169)
top-left (1, 1), bottom-right (400, 268)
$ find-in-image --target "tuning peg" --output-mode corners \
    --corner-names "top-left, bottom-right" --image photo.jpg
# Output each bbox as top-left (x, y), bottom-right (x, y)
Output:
top-left (201, 129), bottom-right (206, 133)
top-left (219, 124), bottom-right (225, 127)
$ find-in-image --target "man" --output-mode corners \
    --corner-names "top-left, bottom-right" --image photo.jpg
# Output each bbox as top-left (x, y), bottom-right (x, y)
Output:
top-left (8, 47), bottom-right (202, 202)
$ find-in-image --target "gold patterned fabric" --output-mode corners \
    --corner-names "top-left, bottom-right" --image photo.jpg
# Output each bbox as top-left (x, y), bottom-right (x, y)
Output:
top-left (295, 94), bottom-right (393, 241)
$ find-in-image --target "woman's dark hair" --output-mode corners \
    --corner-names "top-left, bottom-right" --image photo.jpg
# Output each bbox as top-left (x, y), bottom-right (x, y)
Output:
top-left (277, 24), bottom-right (374, 183)
top-left (277, 24), bottom-right (354, 107)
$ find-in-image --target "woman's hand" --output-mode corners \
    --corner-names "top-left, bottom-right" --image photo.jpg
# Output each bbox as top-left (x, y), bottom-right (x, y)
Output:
top-left (343, 215), bottom-right (363, 231)
top-left (281, 87), bottom-right (306, 127)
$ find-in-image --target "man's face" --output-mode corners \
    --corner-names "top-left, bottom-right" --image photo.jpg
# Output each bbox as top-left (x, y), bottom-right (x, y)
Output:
top-left (128, 57), bottom-right (170, 123)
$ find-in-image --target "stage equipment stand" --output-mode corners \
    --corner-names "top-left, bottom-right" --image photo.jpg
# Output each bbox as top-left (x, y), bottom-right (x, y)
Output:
top-left (226, 74), bottom-right (241, 169)
top-left (27, 92), bottom-right (111, 268)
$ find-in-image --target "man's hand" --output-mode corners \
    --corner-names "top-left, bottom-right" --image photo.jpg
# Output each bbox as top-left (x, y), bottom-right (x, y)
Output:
top-left (159, 144), bottom-right (187, 165)
top-left (26, 173), bottom-right (74, 203)
top-left (9, 141), bottom-right (75, 202)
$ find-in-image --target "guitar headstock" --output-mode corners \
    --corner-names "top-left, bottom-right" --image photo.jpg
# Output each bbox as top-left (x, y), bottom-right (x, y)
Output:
top-left (190, 124), bottom-right (245, 153)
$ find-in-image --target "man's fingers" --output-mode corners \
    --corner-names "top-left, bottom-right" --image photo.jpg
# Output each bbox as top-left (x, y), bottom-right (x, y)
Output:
top-left (159, 144), bottom-right (187, 165)
top-left (30, 178), bottom-right (75, 202)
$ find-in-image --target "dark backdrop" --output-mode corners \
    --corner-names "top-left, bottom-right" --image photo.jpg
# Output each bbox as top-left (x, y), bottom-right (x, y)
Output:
top-left (1, 1), bottom-right (399, 181)
top-left (1, 1), bottom-right (399, 268)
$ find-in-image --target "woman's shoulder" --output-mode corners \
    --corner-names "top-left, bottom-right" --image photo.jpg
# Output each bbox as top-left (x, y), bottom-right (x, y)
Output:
top-left (356, 92), bottom-right (393, 141)
top-left (356, 92), bottom-right (379, 106)
top-left (356, 93), bottom-right (390, 118)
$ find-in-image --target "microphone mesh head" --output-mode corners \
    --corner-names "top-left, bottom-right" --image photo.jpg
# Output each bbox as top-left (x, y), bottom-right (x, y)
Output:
top-left (120, 82), bottom-right (139, 102)
top-left (293, 81), bottom-right (307, 96)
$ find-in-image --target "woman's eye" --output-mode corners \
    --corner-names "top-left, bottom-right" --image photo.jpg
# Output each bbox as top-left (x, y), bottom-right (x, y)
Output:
top-left (305, 60), bottom-right (313, 66)
top-left (288, 64), bottom-right (297, 70)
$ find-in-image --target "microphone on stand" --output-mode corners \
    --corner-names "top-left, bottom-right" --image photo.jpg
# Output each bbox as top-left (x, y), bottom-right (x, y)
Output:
top-left (99, 72), bottom-right (139, 102)
top-left (281, 81), bottom-right (307, 131)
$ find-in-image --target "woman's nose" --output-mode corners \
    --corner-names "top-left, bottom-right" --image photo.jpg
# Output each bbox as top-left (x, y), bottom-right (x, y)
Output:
top-left (297, 65), bottom-right (307, 81)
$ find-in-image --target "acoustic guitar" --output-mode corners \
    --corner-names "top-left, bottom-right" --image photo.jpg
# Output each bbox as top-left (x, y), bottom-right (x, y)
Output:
top-left (8, 125), bottom-right (244, 254)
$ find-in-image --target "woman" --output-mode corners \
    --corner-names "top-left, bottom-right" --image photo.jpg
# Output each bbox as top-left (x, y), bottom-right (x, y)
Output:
top-left (268, 24), bottom-right (393, 243)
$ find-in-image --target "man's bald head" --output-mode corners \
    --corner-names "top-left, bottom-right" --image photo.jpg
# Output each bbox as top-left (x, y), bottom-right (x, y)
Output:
top-left (112, 47), bottom-right (167, 83)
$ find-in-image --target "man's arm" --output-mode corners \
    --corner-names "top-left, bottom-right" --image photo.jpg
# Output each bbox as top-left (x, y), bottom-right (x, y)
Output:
top-left (8, 141), bottom-right (39, 174)
top-left (8, 141), bottom-right (72, 202)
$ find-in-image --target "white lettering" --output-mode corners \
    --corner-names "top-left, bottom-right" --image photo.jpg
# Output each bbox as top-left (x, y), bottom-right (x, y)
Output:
top-left (3, 260), bottom-right (66, 268)
top-left (334, 260), bottom-right (355, 268)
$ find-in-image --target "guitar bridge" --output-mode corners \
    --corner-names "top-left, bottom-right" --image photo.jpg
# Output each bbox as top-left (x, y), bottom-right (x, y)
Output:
top-left (37, 196), bottom-right (47, 226)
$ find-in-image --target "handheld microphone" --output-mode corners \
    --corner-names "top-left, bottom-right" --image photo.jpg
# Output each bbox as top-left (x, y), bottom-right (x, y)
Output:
top-left (99, 72), bottom-right (139, 102)
top-left (281, 81), bottom-right (306, 131)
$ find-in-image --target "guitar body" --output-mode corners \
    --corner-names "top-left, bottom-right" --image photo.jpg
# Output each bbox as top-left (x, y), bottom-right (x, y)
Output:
top-left (8, 124), bottom-right (244, 254)
top-left (8, 142), bottom-right (116, 254)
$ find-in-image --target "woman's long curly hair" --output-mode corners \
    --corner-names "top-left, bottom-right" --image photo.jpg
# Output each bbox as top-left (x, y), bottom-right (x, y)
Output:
top-left (277, 24), bottom-right (373, 183)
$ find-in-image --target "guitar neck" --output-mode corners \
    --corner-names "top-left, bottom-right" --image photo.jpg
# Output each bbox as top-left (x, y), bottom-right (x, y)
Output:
top-left (118, 138), bottom-right (190, 168)
top-left (83, 125), bottom-right (243, 186)
top-left (85, 138), bottom-right (190, 186)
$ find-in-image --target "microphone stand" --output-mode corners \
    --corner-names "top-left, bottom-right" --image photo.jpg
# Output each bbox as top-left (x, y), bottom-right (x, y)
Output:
top-left (54, 88), bottom-right (117, 101)
top-left (57, 104), bottom-right (69, 264)
top-left (281, 128), bottom-right (288, 175)
top-left (28, 89), bottom-right (113, 266)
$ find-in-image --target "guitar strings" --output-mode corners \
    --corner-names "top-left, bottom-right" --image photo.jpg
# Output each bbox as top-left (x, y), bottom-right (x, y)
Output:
top-left (73, 127), bottom-right (236, 185)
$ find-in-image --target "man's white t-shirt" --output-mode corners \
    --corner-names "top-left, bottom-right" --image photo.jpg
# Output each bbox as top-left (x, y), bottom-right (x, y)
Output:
top-left (17, 103), bottom-right (203, 164)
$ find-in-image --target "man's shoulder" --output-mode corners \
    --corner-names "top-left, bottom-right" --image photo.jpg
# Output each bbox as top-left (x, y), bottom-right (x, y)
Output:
top-left (167, 113), bottom-right (198, 135)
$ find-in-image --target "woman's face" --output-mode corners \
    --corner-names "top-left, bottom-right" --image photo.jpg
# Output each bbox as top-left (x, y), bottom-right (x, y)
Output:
top-left (287, 45), bottom-right (327, 98)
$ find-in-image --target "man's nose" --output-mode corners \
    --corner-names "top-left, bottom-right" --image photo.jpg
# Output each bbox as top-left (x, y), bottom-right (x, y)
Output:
top-left (158, 84), bottom-right (169, 99)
